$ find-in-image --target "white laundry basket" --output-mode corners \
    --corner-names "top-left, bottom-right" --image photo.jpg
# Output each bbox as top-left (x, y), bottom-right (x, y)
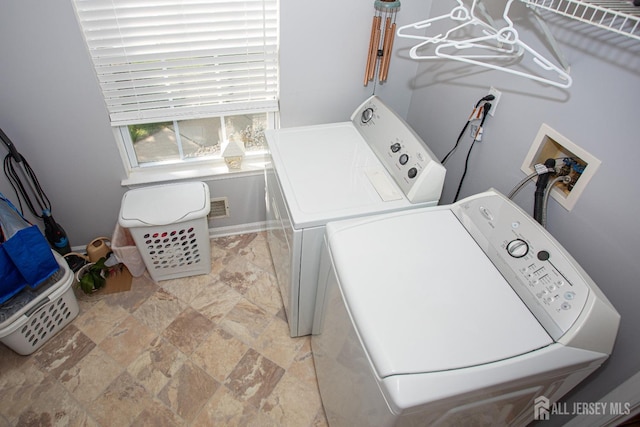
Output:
top-left (118, 181), bottom-right (211, 282)
top-left (0, 252), bottom-right (78, 355)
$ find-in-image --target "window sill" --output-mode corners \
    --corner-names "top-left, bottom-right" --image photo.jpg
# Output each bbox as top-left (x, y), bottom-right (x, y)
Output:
top-left (121, 155), bottom-right (269, 187)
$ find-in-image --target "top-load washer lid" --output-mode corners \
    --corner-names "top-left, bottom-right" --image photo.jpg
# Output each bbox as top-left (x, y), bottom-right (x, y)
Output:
top-left (266, 123), bottom-right (419, 229)
top-left (326, 208), bottom-right (553, 377)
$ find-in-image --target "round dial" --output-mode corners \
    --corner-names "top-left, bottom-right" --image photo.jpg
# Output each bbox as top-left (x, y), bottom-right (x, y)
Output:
top-left (361, 108), bottom-right (374, 123)
top-left (506, 239), bottom-right (529, 258)
top-left (408, 168), bottom-right (418, 179)
top-left (399, 154), bottom-right (409, 165)
top-left (390, 142), bottom-right (401, 153)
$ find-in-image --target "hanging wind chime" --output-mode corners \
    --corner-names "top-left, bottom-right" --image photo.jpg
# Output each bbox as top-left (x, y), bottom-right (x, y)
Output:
top-left (364, 0), bottom-right (401, 86)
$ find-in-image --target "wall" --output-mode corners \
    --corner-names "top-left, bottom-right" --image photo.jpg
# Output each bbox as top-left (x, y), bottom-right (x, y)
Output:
top-left (278, 0), bottom-right (429, 127)
top-left (404, 1), bottom-right (640, 424)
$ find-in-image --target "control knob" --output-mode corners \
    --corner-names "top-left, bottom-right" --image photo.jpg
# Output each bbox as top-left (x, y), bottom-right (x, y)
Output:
top-left (390, 142), bottom-right (401, 153)
top-left (361, 108), bottom-right (374, 123)
top-left (399, 154), bottom-right (409, 165)
top-left (506, 239), bottom-right (529, 258)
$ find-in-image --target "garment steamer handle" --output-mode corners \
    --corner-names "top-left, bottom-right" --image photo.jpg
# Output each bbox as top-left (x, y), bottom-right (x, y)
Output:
top-left (0, 127), bottom-right (24, 162)
top-left (0, 127), bottom-right (49, 212)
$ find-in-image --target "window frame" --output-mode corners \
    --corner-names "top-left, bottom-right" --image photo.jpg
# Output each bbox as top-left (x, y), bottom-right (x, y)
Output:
top-left (114, 111), bottom-right (278, 186)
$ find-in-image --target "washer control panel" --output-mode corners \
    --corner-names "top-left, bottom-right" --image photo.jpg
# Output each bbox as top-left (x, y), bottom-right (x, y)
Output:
top-left (351, 96), bottom-right (445, 204)
top-left (452, 190), bottom-right (591, 340)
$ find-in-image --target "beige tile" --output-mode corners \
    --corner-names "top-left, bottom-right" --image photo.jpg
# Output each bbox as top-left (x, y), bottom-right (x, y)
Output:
top-left (0, 341), bottom-right (40, 380)
top-left (158, 359), bottom-right (220, 423)
top-left (213, 233), bottom-right (257, 254)
top-left (220, 256), bottom-right (275, 297)
top-left (224, 348), bottom-right (285, 409)
top-left (255, 317), bottom-right (307, 370)
top-left (127, 336), bottom-right (188, 397)
top-left (13, 376), bottom-right (100, 427)
top-left (260, 371), bottom-right (324, 427)
top-left (159, 273), bottom-right (215, 305)
top-left (161, 306), bottom-right (214, 355)
top-left (0, 355), bottom-right (48, 422)
top-left (130, 398), bottom-right (187, 427)
top-left (190, 280), bottom-right (242, 322)
top-left (88, 371), bottom-right (155, 426)
top-left (241, 270), bottom-right (283, 316)
top-left (34, 324), bottom-right (96, 378)
top-left (73, 298), bottom-right (130, 344)
top-left (210, 241), bottom-right (235, 276)
top-left (192, 386), bottom-right (277, 427)
top-left (312, 408), bottom-right (330, 427)
top-left (103, 273), bottom-right (160, 312)
top-left (238, 231), bottom-right (276, 273)
top-left (132, 288), bottom-right (187, 333)
top-left (58, 346), bottom-right (123, 404)
top-left (286, 337), bottom-right (318, 386)
top-left (98, 314), bottom-right (157, 366)
top-left (219, 297), bottom-right (272, 346)
top-left (191, 327), bottom-right (249, 383)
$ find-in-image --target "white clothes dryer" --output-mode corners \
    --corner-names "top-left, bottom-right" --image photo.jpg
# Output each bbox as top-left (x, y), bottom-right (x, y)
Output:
top-left (312, 189), bottom-right (620, 427)
top-left (265, 96), bottom-right (446, 337)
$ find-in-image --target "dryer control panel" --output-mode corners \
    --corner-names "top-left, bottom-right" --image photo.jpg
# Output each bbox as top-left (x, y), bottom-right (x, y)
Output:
top-left (451, 190), bottom-right (596, 341)
top-left (351, 96), bottom-right (446, 205)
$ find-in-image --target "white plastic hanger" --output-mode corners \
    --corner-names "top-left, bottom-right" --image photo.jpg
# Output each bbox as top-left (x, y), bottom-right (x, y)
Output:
top-left (396, 0), bottom-right (522, 60)
top-left (397, 0), bottom-right (572, 88)
top-left (396, 0), bottom-right (471, 43)
top-left (434, 0), bottom-right (572, 88)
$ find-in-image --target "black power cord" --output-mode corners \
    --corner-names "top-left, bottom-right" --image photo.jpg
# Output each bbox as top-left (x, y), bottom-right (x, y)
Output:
top-left (453, 102), bottom-right (492, 202)
top-left (441, 94), bottom-right (495, 165)
top-left (3, 154), bottom-right (51, 218)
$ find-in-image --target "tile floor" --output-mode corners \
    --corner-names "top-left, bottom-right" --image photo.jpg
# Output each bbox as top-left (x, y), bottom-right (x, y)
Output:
top-left (0, 232), bottom-right (328, 427)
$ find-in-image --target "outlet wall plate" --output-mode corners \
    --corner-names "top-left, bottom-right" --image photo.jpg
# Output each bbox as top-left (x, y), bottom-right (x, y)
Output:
top-left (521, 124), bottom-right (601, 211)
top-left (488, 87), bottom-right (501, 116)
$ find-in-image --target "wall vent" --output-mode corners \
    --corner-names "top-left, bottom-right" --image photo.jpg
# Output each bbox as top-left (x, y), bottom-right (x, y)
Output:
top-left (209, 197), bottom-right (230, 219)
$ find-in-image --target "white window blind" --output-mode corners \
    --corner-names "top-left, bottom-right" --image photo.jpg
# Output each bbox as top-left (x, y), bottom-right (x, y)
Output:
top-left (73, 0), bottom-right (279, 126)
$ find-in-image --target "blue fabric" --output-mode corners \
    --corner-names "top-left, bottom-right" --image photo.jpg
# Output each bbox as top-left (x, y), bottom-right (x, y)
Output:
top-left (4, 225), bottom-right (59, 285)
top-left (1, 194), bottom-right (60, 304)
top-left (0, 245), bottom-right (26, 304)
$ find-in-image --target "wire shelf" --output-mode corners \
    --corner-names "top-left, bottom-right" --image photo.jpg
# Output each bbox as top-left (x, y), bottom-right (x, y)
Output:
top-left (520, 0), bottom-right (640, 40)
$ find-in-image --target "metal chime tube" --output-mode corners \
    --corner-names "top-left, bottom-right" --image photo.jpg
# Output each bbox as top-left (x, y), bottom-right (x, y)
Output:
top-left (364, 0), bottom-right (400, 86)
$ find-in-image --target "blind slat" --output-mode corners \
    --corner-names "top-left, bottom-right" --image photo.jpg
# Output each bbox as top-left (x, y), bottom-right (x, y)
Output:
top-left (73, 0), bottom-right (279, 126)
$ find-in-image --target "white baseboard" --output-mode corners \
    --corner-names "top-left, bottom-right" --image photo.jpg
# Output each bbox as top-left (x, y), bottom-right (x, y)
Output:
top-left (208, 221), bottom-right (267, 239)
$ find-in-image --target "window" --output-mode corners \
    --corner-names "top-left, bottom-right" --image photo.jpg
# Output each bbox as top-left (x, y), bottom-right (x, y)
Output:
top-left (119, 112), bottom-right (271, 167)
top-left (72, 0), bottom-right (278, 174)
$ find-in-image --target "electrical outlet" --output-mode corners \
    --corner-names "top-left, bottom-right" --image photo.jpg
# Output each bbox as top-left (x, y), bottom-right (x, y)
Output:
top-left (521, 124), bottom-right (601, 211)
top-left (488, 87), bottom-right (501, 116)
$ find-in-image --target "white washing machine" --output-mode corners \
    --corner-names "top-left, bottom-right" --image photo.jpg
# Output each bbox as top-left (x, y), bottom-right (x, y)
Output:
top-left (265, 96), bottom-right (446, 337)
top-left (312, 189), bottom-right (620, 427)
